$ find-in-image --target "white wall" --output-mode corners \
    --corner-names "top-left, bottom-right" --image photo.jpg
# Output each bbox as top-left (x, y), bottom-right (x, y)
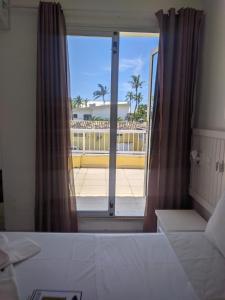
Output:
top-left (91, 104), bottom-right (129, 120)
top-left (73, 107), bottom-right (93, 120)
top-left (0, 0), bottom-right (203, 231)
top-left (73, 104), bottom-right (129, 120)
top-left (0, 9), bottom-right (37, 230)
top-left (194, 0), bottom-right (225, 131)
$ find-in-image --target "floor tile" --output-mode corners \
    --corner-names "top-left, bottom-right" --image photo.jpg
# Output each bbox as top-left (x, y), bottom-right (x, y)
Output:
top-left (74, 168), bottom-right (145, 215)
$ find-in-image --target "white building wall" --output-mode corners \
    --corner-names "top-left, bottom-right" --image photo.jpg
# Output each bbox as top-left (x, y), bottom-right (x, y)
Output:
top-left (73, 104), bottom-right (129, 120)
top-left (93, 105), bottom-right (129, 120)
top-left (73, 107), bottom-right (93, 120)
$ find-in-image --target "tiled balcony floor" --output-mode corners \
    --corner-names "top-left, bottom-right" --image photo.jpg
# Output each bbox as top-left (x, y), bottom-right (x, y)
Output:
top-left (74, 168), bottom-right (145, 216)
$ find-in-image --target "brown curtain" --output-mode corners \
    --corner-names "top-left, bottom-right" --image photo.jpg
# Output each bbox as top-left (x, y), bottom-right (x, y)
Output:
top-left (35, 2), bottom-right (78, 232)
top-left (144, 8), bottom-right (204, 232)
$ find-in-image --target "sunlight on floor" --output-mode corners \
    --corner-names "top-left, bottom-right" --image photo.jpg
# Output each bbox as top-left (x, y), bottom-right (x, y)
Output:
top-left (73, 168), bottom-right (145, 216)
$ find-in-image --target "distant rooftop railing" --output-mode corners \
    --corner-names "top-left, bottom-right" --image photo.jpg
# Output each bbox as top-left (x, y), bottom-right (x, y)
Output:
top-left (71, 120), bottom-right (147, 130)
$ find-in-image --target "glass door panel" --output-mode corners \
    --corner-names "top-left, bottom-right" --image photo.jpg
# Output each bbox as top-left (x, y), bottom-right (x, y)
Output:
top-left (115, 33), bottom-right (159, 216)
top-left (68, 35), bottom-right (112, 213)
top-left (68, 32), bottom-right (159, 217)
top-left (145, 49), bottom-right (158, 197)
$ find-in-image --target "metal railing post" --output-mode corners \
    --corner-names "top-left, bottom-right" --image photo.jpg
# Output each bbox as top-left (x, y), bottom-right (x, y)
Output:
top-left (70, 128), bottom-right (147, 155)
top-left (83, 131), bottom-right (85, 154)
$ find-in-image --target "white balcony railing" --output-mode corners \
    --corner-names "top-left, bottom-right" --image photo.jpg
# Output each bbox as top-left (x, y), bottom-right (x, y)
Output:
top-left (71, 128), bottom-right (147, 154)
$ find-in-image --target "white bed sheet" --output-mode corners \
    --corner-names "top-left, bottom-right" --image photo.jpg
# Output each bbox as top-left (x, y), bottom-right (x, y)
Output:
top-left (3, 232), bottom-right (199, 300)
top-left (167, 232), bottom-right (225, 300)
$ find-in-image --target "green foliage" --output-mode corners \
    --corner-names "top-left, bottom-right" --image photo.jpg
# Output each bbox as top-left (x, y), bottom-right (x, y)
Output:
top-left (125, 75), bottom-right (144, 114)
top-left (132, 104), bottom-right (147, 122)
top-left (84, 98), bottom-right (89, 107)
top-left (125, 91), bottom-right (134, 113)
top-left (129, 75), bottom-right (144, 91)
top-left (117, 116), bottom-right (123, 121)
top-left (91, 116), bottom-right (108, 121)
top-left (93, 84), bottom-right (109, 104)
top-left (72, 95), bottom-right (83, 108)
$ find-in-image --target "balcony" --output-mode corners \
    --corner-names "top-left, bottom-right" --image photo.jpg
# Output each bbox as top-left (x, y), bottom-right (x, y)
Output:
top-left (71, 121), bottom-right (147, 216)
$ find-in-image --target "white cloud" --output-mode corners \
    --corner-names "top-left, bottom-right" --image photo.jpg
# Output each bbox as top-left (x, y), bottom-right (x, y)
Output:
top-left (103, 57), bottom-right (144, 74)
top-left (119, 57), bottom-right (144, 74)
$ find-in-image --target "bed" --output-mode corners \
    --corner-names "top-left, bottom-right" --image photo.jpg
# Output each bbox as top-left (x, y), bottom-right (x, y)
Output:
top-left (167, 232), bottom-right (225, 300)
top-left (3, 232), bottom-right (199, 300)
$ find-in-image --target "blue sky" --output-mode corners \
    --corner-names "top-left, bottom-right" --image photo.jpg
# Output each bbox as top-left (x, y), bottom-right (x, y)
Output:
top-left (68, 35), bottom-right (159, 105)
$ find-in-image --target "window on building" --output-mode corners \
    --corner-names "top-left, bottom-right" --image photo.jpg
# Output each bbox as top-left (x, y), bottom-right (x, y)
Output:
top-left (68, 33), bottom-right (159, 217)
top-left (83, 114), bottom-right (92, 120)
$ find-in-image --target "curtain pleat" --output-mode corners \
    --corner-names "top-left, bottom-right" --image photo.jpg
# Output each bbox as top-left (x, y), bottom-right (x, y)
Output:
top-left (35, 2), bottom-right (78, 232)
top-left (144, 8), bottom-right (204, 232)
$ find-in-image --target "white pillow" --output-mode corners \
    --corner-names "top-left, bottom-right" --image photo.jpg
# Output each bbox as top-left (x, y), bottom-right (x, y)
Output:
top-left (205, 192), bottom-right (225, 257)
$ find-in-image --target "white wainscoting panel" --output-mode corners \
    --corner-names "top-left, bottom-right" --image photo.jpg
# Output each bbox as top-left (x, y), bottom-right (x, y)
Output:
top-left (190, 129), bottom-right (225, 214)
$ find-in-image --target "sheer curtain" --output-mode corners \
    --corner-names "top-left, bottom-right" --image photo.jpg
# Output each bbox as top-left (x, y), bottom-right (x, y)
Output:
top-left (144, 8), bottom-right (204, 232)
top-left (35, 2), bottom-right (78, 232)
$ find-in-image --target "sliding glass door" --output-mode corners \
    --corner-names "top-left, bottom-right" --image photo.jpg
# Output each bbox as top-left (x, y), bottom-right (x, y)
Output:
top-left (68, 32), bottom-right (159, 217)
top-left (68, 34), bottom-right (112, 216)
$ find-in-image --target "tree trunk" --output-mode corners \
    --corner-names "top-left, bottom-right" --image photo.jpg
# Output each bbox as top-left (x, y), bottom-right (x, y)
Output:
top-left (134, 101), bottom-right (138, 114)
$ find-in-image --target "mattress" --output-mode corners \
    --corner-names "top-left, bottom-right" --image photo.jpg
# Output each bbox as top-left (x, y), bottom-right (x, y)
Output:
top-left (3, 232), bottom-right (198, 300)
top-left (167, 232), bottom-right (225, 300)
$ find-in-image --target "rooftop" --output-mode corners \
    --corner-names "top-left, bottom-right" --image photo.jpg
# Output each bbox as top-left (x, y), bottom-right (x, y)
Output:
top-left (71, 120), bottom-right (147, 130)
top-left (73, 101), bottom-right (129, 108)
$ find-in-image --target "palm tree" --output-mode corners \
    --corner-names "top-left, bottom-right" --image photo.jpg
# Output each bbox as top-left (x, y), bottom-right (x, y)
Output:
top-left (129, 75), bottom-right (144, 114)
top-left (71, 99), bottom-right (76, 109)
top-left (134, 92), bottom-right (143, 114)
top-left (72, 95), bottom-right (83, 108)
top-left (84, 98), bottom-right (89, 107)
top-left (125, 91), bottom-right (134, 113)
top-left (93, 84), bottom-right (109, 104)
